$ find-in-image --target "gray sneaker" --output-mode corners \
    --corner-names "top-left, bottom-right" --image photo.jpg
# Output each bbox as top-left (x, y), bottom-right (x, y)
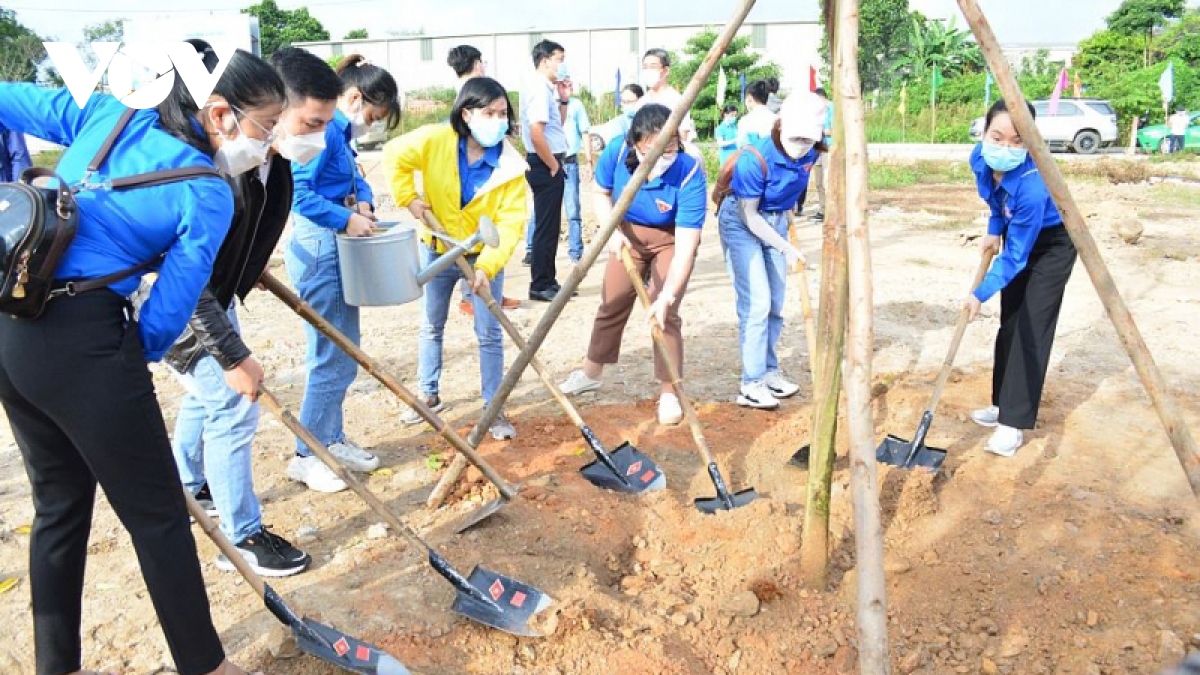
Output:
top-left (401, 395), bottom-right (445, 425)
top-left (489, 414), bottom-right (516, 440)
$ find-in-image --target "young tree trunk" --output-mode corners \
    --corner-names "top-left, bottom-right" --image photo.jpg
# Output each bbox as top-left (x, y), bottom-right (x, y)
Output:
top-left (836, 0), bottom-right (892, 670)
top-left (801, 0), bottom-right (851, 589)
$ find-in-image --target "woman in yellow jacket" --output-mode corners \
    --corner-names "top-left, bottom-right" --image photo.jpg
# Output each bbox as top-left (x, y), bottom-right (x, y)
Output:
top-left (383, 77), bottom-right (528, 439)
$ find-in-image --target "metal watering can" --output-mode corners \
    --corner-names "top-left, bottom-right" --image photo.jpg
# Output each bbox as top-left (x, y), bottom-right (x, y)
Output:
top-left (336, 216), bottom-right (501, 307)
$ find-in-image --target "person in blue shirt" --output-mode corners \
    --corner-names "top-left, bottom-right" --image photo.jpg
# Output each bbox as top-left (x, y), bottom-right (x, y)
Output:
top-left (716, 104), bottom-right (739, 165)
top-left (557, 104), bottom-right (708, 426)
top-left (718, 91), bottom-right (826, 409)
top-left (736, 79), bottom-right (777, 149)
top-left (0, 48), bottom-right (284, 675)
top-left (285, 53), bottom-right (401, 493)
top-left (586, 83), bottom-right (645, 158)
top-left (0, 121), bottom-right (32, 182)
top-left (965, 99), bottom-right (1074, 458)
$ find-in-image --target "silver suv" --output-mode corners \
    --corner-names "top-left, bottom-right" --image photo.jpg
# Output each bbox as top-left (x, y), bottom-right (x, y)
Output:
top-left (969, 99), bottom-right (1119, 154)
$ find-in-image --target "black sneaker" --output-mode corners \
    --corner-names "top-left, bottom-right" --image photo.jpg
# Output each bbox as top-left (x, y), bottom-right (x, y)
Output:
top-left (215, 527), bottom-right (311, 578)
top-left (194, 484), bottom-right (218, 518)
top-left (522, 252), bottom-right (532, 266)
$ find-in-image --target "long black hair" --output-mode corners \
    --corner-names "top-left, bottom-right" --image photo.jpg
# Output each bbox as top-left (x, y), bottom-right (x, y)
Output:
top-left (985, 98), bottom-right (1037, 131)
top-left (450, 77), bottom-right (516, 141)
top-left (335, 54), bottom-right (401, 131)
top-left (622, 103), bottom-right (681, 174)
top-left (156, 39), bottom-right (285, 156)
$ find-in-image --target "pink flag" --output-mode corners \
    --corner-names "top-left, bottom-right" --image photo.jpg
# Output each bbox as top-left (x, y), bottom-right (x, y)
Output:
top-left (1048, 67), bottom-right (1068, 115)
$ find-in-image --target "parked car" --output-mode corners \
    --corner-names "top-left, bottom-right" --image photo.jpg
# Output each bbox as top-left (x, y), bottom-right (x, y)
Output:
top-left (968, 99), bottom-right (1119, 154)
top-left (1136, 111), bottom-right (1200, 154)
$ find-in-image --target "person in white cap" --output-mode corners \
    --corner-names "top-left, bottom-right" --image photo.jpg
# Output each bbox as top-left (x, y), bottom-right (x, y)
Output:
top-left (716, 90), bottom-right (827, 410)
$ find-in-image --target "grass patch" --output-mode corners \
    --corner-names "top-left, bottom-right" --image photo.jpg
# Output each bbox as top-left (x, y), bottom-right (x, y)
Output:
top-left (869, 160), bottom-right (974, 190)
top-left (33, 149), bottom-right (63, 170)
top-left (914, 218), bottom-right (976, 232)
top-left (1148, 183), bottom-right (1200, 208)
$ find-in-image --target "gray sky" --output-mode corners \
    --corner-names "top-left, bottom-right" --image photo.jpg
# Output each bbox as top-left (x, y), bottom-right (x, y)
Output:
top-left (6, 0), bottom-right (1148, 48)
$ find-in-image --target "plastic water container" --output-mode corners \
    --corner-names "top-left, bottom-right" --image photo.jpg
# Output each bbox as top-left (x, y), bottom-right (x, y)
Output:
top-left (336, 223), bottom-right (423, 306)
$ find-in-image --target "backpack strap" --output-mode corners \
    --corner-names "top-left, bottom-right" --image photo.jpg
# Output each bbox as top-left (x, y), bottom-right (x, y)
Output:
top-left (82, 106), bottom-right (221, 192)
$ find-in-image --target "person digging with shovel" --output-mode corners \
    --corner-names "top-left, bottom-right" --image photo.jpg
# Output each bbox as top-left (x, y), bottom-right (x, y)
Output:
top-left (966, 98), bottom-right (1076, 458)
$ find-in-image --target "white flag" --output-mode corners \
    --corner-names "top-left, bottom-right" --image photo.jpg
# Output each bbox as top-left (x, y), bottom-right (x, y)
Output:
top-left (1160, 61), bottom-right (1174, 106)
top-left (716, 67), bottom-right (728, 107)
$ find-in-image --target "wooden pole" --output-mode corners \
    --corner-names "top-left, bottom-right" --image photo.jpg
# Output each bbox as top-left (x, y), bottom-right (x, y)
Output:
top-left (801, 0), bottom-right (850, 588)
top-left (426, 0), bottom-right (761, 507)
top-left (957, 0), bottom-right (1200, 498)
top-left (837, 0), bottom-right (890, 669)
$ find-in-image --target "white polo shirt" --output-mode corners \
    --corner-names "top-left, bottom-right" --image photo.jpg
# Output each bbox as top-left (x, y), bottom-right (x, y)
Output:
top-left (521, 75), bottom-right (568, 155)
top-left (642, 86), bottom-right (696, 136)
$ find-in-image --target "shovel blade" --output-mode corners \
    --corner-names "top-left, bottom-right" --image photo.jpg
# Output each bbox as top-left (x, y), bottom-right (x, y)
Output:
top-left (788, 445), bottom-right (811, 469)
top-left (295, 617), bottom-right (410, 675)
top-left (451, 566), bottom-right (554, 637)
top-left (579, 442), bottom-right (666, 494)
top-left (694, 488), bottom-right (759, 514)
top-left (876, 435), bottom-right (947, 473)
top-left (452, 497), bottom-right (507, 534)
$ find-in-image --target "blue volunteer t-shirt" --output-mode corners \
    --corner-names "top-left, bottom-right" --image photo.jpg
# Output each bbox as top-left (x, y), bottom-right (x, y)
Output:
top-left (730, 137), bottom-right (818, 212)
top-left (594, 141), bottom-right (708, 229)
top-left (457, 136), bottom-right (501, 207)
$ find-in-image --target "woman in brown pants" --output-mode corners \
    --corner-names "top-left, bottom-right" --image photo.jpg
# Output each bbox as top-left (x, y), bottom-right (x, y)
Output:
top-left (558, 104), bottom-right (709, 425)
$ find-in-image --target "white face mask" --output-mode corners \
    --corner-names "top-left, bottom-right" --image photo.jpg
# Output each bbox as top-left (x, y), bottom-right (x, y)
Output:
top-left (639, 68), bottom-right (662, 89)
top-left (278, 130), bottom-right (326, 165)
top-left (345, 97), bottom-right (372, 137)
top-left (212, 111), bottom-right (271, 175)
top-left (636, 148), bottom-right (678, 180)
top-left (782, 139), bottom-right (815, 160)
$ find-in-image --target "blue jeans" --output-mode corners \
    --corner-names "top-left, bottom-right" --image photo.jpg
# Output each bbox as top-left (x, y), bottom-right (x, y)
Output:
top-left (718, 198), bottom-right (789, 384)
top-left (285, 216), bottom-right (360, 455)
top-left (418, 249), bottom-right (505, 405)
top-left (171, 307), bottom-right (263, 544)
top-left (524, 161), bottom-right (584, 262)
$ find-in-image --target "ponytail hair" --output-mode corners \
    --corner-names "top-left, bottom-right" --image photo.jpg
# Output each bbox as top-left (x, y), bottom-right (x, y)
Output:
top-left (156, 39), bottom-right (285, 156)
top-left (335, 54), bottom-right (402, 131)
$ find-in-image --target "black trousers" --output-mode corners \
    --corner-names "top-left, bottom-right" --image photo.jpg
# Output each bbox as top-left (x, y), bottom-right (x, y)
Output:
top-left (993, 226), bottom-right (1078, 429)
top-left (526, 153), bottom-right (566, 292)
top-left (0, 290), bottom-right (225, 675)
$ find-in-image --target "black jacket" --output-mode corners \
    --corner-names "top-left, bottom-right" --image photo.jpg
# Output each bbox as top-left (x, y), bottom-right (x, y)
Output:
top-left (164, 153), bottom-right (294, 374)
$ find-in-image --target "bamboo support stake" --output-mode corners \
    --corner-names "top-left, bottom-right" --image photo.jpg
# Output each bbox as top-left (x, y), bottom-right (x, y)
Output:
top-left (837, 0), bottom-right (891, 669)
top-left (801, 0), bottom-right (851, 588)
top-left (427, 0), bottom-right (761, 508)
top-left (957, 0), bottom-right (1200, 498)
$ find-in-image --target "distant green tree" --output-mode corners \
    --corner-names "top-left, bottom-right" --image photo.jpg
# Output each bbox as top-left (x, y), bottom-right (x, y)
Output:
top-left (892, 14), bottom-right (983, 80)
top-left (668, 30), bottom-right (779, 138)
top-left (1106, 0), bottom-right (1186, 66)
top-left (344, 28), bottom-right (368, 40)
top-left (242, 0), bottom-right (329, 58)
top-left (858, 0), bottom-right (913, 91)
top-left (1076, 29), bottom-right (1146, 74)
top-left (83, 19), bottom-right (124, 43)
top-left (1157, 9), bottom-right (1200, 67)
top-left (0, 9), bottom-right (44, 82)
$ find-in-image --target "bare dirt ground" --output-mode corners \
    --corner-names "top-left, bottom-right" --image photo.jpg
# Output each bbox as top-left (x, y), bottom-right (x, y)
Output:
top-left (0, 162), bottom-right (1198, 675)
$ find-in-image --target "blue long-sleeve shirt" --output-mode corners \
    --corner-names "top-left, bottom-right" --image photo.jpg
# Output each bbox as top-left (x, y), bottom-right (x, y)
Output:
top-left (971, 143), bottom-right (1064, 303)
top-left (291, 109), bottom-right (373, 228)
top-left (0, 84), bottom-right (234, 361)
top-left (0, 125), bottom-right (33, 182)
top-left (730, 137), bottom-right (818, 212)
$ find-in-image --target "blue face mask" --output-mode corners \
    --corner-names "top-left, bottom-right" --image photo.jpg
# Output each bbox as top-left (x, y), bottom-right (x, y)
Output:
top-left (981, 141), bottom-right (1027, 172)
top-left (468, 115), bottom-right (509, 148)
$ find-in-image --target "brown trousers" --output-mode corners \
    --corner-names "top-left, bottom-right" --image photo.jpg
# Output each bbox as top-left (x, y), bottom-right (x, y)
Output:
top-left (587, 223), bottom-right (687, 381)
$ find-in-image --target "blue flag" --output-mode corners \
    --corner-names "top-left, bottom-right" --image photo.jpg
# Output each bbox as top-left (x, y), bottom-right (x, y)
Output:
top-left (739, 72), bottom-right (747, 102)
top-left (615, 68), bottom-right (622, 111)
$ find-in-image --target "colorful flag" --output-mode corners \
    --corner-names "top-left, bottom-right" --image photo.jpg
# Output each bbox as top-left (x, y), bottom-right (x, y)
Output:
top-left (739, 72), bottom-right (747, 102)
top-left (930, 66), bottom-right (943, 105)
top-left (1048, 66), bottom-right (1068, 115)
top-left (1072, 71), bottom-right (1082, 98)
top-left (1160, 61), bottom-right (1175, 107)
top-left (614, 68), bottom-right (621, 111)
top-left (717, 67), bottom-right (727, 107)
top-left (809, 65), bottom-right (818, 92)
top-left (985, 71), bottom-right (993, 108)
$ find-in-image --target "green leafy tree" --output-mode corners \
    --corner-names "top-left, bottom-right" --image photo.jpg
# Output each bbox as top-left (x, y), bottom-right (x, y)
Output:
top-left (0, 8), bottom-right (44, 82)
top-left (1157, 9), bottom-right (1200, 67)
top-left (892, 14), bottom-right (983, 80)
top-left (668, 30), bottom-right (779, 138)
top-left (83, 19), bottom-right (124, 43)
top-left (344, 28), bottom-right (368, 40)
top-left (1076, 29), bottom-right (1146, 74)
top-left (1106, 0), bottom-right (1185, 66)
top-left (242, 0), bottom-right (329, 58)
top-left (857, 0), bottom-right (913, 91)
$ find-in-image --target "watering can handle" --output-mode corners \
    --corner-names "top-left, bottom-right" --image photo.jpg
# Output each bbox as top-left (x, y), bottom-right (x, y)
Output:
top-left (924, 248), bottom-right (997, 414)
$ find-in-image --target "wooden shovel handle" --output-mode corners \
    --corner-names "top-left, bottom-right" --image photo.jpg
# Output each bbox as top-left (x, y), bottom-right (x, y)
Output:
top-left (182, 489), bottom-right (268, 600)
top-left (924, 248), bottom-right (996, 413)
top-left (786, 212), bottom-right (820, 389)
top-left (617, 247), bottom-right (717, 466)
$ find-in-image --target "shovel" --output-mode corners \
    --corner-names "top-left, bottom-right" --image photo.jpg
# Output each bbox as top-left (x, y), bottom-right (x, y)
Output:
top-left (876, 248), bottom-right (996, 473)
top-left (783, 212), bottom-right (821, 469)
top-left (260, 271), bottom-right (519, 529)
top-left (257, 385), bottom-right (554, 636)
top-left (618, 247), bottom-right (758, 513)
top-left (184, 491), bottom-right (409, 674)
top-left (422, 212), bottom-right (666, 497)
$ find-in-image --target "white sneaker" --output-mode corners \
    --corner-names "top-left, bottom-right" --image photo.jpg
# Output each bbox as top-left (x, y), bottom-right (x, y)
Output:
top-left (489, 414), bottom-right (517, 440)
top-left (559, 370), bottom-right (602, 396)
top-left (287, 455), bottom-right (348, 493)
top-left (658, 393), bottom-right (683, 426)
top-left (737, 380), bottom-right (781, 410)
top-left (763, 370), bottom-right (800, 399)
top-left (971, 405), bottom-right (1000, 428)
top-left (984, 425), bottom-right (1024, 458)
top-left (329, 441), bottom-right (380, 472)
top-left (401, 395), bottom-right (445, 426)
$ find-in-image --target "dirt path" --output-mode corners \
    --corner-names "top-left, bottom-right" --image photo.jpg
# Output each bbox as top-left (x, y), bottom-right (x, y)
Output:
top-left (0, 171), bottom-right (1197, 674)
